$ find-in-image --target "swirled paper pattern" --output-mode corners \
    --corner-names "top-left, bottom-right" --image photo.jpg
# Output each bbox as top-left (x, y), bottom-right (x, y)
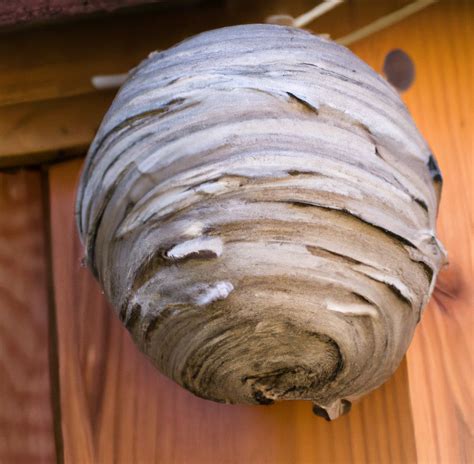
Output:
top-left (77, 25), bottom-right (445, 419)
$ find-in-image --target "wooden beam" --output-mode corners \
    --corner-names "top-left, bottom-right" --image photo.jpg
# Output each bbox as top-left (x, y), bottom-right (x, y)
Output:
top-left (0, 91), bottom-right (115, 169)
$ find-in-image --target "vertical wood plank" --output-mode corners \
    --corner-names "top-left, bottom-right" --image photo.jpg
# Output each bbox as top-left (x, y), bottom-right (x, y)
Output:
top-left (0, 170), bottom-right (56, 463)
top-left (349, 2), bottom-right (473, 462)
top-left (49, 158), bottom-right (417, 463)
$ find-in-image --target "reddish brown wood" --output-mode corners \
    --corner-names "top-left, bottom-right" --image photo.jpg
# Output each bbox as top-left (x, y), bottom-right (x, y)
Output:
top-left (0, 170), bottom-right (56, 463)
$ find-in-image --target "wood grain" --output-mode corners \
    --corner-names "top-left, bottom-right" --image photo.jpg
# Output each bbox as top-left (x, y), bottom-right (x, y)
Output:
top-left (0, 91), bottom-right (115, 168)
top-left (350, 1), bottom-right (473, 462)
top-left (0, 170), bottom-right (56, 463)
top-left (49, 159), bottom-right (417, 463)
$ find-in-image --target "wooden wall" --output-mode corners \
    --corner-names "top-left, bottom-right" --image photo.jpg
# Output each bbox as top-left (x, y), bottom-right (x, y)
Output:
top-left (0, 171), bottom-right (56, 463)
top-left (0, 1), bottom-right (472, 463)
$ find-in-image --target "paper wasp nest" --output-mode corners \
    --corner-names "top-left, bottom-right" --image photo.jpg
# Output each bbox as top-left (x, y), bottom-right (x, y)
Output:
top-left (77, 25), bottom-right (445, 419)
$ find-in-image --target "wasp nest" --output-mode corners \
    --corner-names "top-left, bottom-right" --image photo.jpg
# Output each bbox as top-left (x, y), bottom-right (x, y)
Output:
top-left (77, 25), bottom-right (445, 419)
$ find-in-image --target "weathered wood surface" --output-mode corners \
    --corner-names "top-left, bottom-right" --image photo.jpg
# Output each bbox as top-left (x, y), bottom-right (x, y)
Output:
top-left (350, 2), bottom-right (473, 462)
top-left (0, 170), bottom-right (56, 463)
top-left (50, 157), bottom-right (417, 463)
top-left (0, 0), bottom-right (168, 29)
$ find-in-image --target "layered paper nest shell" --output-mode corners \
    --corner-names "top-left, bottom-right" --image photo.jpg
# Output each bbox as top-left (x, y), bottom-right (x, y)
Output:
top-left (77, 25), bottom-right (445, 419)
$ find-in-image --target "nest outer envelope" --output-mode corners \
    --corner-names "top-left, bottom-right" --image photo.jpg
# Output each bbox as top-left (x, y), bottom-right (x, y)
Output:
top-left (76, 24), bottom-right (446, 419)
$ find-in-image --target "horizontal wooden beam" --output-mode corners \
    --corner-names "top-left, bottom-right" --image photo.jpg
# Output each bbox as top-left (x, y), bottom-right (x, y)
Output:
top-left (0, 91), bottom-right (115, 169)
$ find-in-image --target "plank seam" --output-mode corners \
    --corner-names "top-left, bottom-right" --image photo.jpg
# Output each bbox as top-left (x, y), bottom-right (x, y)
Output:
top-left (41, 167), bottom-right (65, 464)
